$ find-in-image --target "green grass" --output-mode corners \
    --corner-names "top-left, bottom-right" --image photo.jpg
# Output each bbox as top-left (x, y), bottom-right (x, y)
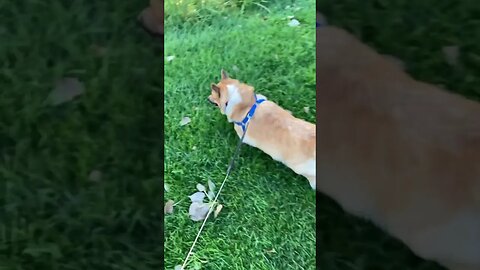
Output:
top-left (1, 1), bottom-right (163, 269)
top-left (165, 0), bottom-right (272, 27)
top-left (318, 1), bottom-right (480, 270)
top-left (164, 1), bottom-right (316, 269)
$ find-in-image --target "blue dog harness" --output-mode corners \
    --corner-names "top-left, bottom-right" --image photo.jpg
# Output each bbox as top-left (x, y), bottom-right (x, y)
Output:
top-left (233, 94), bottom-right (266, 133)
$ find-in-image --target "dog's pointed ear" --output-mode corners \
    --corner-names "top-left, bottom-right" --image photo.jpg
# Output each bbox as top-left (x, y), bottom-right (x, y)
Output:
top-left (221, 69), bottom-right (229, 80)
top-left (211, 83), bottom-right (220, 95)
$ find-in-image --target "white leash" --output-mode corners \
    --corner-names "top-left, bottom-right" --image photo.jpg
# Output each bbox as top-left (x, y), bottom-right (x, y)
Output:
top-left (180, 123), bottom-right (250, 269)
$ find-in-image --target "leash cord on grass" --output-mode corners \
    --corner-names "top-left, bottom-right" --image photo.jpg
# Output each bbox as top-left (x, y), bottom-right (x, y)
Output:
top-left (180, 123), bottom-right (249, 269)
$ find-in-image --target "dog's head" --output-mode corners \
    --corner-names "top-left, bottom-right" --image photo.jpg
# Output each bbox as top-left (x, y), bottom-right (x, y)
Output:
top-left (208, 69), bottom-right (256, 121)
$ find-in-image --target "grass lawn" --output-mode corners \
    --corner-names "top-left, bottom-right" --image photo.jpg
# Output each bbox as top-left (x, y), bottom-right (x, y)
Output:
top-left (1, 1), bottom-right (164, 269)
top-left (164, 1), bottom-right (316, 269)
top-left (318, 1), bottom-right (480, 270)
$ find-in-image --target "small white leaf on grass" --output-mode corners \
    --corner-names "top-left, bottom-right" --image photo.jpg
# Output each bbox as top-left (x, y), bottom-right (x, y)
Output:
top-left (196, 183), bottom-right (206, 192)
top-left (232, 65), bottom-right (240, 72)
top-left (207, 190), bottom-right (215, 200)
top-left (288, 19), bottom-right (300, 27)
top-left (179, 117), bottom-right (191, 126)
top-left (287, 15), bottom-right (295, 19)
top-left (442, 45), bottom-right (459, 66)
top-left (164, 200), bottom-right (174, 214)
top-left (189, 202), bottom-right (210, 221)
top-left (166, 55), bottom-right (175, 62)
top-left (189, 192), bottom-right (205, 203)
top-left (47, 77), bottom-right (85, 105)
top-left (303, 107), bottom-right (310, 114)
top-left (208, 179), bottom-right (216, 193)
top-left (88, 170), bottom-right (102, 182)
top-left (164, 183), bottom-right (170, 192)
top-left (174, 265), bottom-right (183, 270)
top-left (214, 204), bottom-right (223, 218)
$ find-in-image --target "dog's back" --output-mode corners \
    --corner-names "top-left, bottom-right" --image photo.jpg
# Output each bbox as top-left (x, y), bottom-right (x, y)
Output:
top-left (239, 98), bottom-right (316, 188)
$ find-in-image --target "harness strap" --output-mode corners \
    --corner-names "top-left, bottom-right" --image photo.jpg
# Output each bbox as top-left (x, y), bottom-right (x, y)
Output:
top-left (233, 94), bottom-right (266, 132)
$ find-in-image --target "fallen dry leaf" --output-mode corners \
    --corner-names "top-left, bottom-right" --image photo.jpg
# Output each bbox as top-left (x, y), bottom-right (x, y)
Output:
top-left (189, 192), bottom-right (205, 203)
top-left (442, 45), bottom-right (460, 67)
top-left (196, 183), bottom-right (206, 192)
top-left (164, 200), bottom-right (174, 214)
top-left (303, 107), bottom-right (310, 114)
top-left (88, 170), bottom-right (102, 182)
top-left (47, 77), bottom-right (84, 105)
top-left (179, 117), bottom-right (191, 126)
top-left (189, 202), bottom-right (210, 221)
top-left (166, 55), bottom-right (175, 62)
top-left (214, 204), bottom-right (223, 218)
top-left (174, 265), bottom-right (183, 270)
top-left (288, 19), bottom-right (300, 27)
top-left (164, 183), bottom-right (170, 192)
top-left (138, 6), bottom-right (163, 35)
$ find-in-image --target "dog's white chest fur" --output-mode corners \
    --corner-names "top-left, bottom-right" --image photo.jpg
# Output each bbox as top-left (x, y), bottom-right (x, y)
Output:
top-left (226, 85), bottom-right (242, 122)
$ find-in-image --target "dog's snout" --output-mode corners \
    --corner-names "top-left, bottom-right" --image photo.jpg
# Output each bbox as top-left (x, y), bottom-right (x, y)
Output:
top-left (207, 97), bottom-right (217, 106)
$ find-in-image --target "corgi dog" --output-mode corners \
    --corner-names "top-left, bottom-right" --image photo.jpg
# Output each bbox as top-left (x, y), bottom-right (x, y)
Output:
top-left (208, 70), bottom-right (316, 189)
top-left (317, 24), bottom-right (480, 270)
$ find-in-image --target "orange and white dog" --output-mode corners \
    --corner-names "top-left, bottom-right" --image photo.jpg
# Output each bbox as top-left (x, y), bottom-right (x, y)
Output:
top-left (208, 70), bottom-right (316, 189)
top-left (317, 24), bottom-right (480, 270)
